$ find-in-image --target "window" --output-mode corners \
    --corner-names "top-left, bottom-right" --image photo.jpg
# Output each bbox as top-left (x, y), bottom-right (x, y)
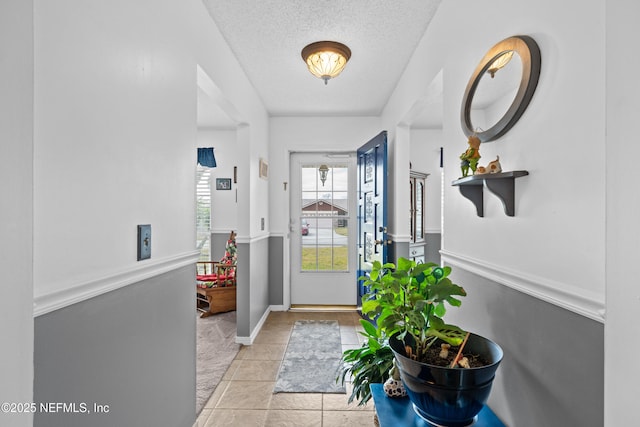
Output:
top-left (300, 164), bottom-right (349, 271)
top-left (196, 165), bottom-right (212, 261)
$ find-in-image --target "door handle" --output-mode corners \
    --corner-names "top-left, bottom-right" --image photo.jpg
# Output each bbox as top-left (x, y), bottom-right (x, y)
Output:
top-left (375, 239), bottom-right (393, 246)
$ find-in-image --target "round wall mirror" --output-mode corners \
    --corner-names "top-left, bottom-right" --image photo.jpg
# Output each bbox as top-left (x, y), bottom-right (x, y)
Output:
top-left (460, 35), bottom-right (541, 142)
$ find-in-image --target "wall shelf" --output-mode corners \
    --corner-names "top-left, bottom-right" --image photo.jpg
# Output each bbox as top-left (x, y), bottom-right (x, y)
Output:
top-left (451, 171), bottom-right (529, 217)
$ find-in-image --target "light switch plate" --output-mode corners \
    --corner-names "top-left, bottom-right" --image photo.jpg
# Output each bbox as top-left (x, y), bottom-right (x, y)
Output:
top-left (137, 224), bottom-right (151, 261)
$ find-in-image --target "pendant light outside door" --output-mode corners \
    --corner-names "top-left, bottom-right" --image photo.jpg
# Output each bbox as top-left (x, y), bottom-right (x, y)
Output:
top-left (318, 164), bottom-right (329, 186)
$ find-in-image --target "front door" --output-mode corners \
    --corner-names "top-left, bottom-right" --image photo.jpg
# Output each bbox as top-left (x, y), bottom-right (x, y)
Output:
top-left (289, 153), bottom-right (357, 306)
top-left (357, 131), bottom-right (388, 309)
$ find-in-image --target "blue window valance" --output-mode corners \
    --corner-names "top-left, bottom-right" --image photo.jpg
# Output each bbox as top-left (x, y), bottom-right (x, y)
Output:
top-left (197, 147), bottom-right (217, 168)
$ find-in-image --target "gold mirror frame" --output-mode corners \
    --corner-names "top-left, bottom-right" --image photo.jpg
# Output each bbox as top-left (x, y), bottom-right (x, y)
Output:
top-left (460, 35), bottom-right (541, 142)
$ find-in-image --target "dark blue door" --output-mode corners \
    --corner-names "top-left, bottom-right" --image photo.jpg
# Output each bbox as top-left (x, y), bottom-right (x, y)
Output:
top-left (357, 131), bottom-right (388, 310)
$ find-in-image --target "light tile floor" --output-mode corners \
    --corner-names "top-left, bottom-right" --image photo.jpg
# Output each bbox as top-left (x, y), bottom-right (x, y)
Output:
top-left (196, 310), bottom-right (377, 427)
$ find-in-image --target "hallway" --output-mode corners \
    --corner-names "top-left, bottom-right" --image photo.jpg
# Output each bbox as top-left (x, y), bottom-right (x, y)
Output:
top-left (196, 310), bottom-right (376, 427)
top-left (6, 1), bottom-right (632, 425)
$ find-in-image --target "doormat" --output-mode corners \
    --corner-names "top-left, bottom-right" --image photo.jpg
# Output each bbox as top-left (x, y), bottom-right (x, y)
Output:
top-left (274, 320), bottom-right (346, 394)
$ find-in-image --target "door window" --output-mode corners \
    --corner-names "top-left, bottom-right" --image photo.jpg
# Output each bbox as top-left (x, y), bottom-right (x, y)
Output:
top-left (300, 164), bottom-right (350, 272)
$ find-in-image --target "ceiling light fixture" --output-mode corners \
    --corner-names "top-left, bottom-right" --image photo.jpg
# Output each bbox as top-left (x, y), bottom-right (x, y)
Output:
top-left (301, 41), bottom-right (351, 85)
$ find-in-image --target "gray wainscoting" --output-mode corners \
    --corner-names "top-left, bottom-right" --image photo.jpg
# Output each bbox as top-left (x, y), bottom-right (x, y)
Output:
top-left (33, 265), bottom-right (196, 427)
top-left (235, 240), bottom-right (250, 338)
top-left (236, 238), bottom-right (270, 340)
top-left (213, 232), bottom-right (272, 342)
top-left (388, 233), bottom-right (440, 265)
top-left (425, 233), bottom-right (441, 264)
top-left (268, 236), bottom-right (284, 306)
top-left (389, 240), bottom-right (408, 263)
top-left (210, 232), bottom-right (230, 262)
top-left (446, 267), bottom-right (604, 427)
top-left (248, 237), bottom-right (270, 335)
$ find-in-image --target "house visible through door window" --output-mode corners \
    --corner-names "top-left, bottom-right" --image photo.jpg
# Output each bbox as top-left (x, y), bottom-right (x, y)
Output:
top-left (300, 164), bottom-right (349, 271)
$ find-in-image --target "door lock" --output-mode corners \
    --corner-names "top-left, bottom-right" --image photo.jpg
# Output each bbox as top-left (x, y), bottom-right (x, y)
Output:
top-left (375, 239), bottom-right (393, 246)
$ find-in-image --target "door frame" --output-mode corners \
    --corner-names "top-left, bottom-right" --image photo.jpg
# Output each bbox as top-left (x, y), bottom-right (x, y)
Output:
top-left (288, 151), bottom-right (358, 307)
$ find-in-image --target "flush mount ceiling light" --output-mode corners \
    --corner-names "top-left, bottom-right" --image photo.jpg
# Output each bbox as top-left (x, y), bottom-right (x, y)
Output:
top-left (301, 41), bottom-right (352, 85)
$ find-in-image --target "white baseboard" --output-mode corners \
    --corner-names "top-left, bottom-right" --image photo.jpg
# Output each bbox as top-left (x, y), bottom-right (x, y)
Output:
top-left (235, 305), bottom-right (287, 345)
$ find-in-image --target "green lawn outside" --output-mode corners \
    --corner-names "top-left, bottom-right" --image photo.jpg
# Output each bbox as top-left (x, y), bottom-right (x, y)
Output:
top-left (334, 227), bottom-right (348, 236)
top-left (302, 246), bottom-right (348, 270)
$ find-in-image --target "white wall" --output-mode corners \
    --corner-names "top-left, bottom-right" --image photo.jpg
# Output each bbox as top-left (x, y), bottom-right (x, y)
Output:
top-left (382, 0), bottom-right (610, 424)
top-left (384, 0), bottom-right (605, 318)
top-left (605, 0), bottom-right (640, 424)
top-left (31, 0), bottom-right (269, 314)
top-left (410, 129), bottom-right (443, 233)
top-left (191, 25), bottom-right (270, 241)
top-left (27, 0), bottom-right (273, 415)
top-left (248, 125), bottom-right (271, 238)
top-left (197, 129), bottom-right (239, 233)
top-left (34, 0), bottom-right (198, 300)
top-left (269, 116), bottom-right (382, 234)
top-left (0, 1), bottom-right (34, 425)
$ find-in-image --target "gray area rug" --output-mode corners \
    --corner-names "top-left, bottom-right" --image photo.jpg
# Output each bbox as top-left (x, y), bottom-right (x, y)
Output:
top-left (196, 310), bottom-right (240, 414)
top-left (274, 320), bottom-right (346, 394)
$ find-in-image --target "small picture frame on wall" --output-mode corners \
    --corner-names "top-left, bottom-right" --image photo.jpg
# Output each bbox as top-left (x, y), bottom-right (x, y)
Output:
top-left (259, 158), bottom-right (269, 180)
top-left (216, 178), bottom-right (232, 190)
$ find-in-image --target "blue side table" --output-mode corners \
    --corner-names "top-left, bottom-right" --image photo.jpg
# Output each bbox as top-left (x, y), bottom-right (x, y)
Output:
top-left (370, 384), bottom-right (505, 427)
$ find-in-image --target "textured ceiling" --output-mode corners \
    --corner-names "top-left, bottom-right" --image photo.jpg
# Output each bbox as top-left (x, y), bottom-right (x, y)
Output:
top-left (200, 0), bottom-right (442, 120)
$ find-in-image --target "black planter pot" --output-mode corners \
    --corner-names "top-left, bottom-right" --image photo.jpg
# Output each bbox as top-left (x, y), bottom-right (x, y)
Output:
top-left (389, 333), bottom-right (503, 427)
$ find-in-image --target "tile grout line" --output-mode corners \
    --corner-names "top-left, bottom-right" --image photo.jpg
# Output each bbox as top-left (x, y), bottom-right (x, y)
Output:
top-left (197, 311), bottom-right (367, 427)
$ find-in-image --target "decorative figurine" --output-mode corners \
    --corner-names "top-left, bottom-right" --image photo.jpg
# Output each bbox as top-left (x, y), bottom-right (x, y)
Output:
top-left (383, 360), bottom-right (407, 398)
top-left (460, 135), bottom-right (481, 177)
top-left (475, 156), bottom-right (502, 175)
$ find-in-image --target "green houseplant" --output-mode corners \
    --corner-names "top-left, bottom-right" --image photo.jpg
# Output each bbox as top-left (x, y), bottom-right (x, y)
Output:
top-left (360, 257), bottom-right (503, 427)
top-left (361, 258), bottom-right (468, 359)
top-left (337, 318), bottom-right (394, 406)
top-left (337, 258), bottom-right (466, 406)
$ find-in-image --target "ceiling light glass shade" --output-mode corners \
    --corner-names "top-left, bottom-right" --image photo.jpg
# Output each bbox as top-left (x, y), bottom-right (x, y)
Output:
top-left (302, 41), bottom-right (352, 85)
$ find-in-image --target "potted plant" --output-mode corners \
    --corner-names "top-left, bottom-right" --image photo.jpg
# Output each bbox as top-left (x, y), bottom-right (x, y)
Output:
top-left (337, 317), bottom-right (394, 406)
top-left (361, 258), bottom-right (503, 427)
